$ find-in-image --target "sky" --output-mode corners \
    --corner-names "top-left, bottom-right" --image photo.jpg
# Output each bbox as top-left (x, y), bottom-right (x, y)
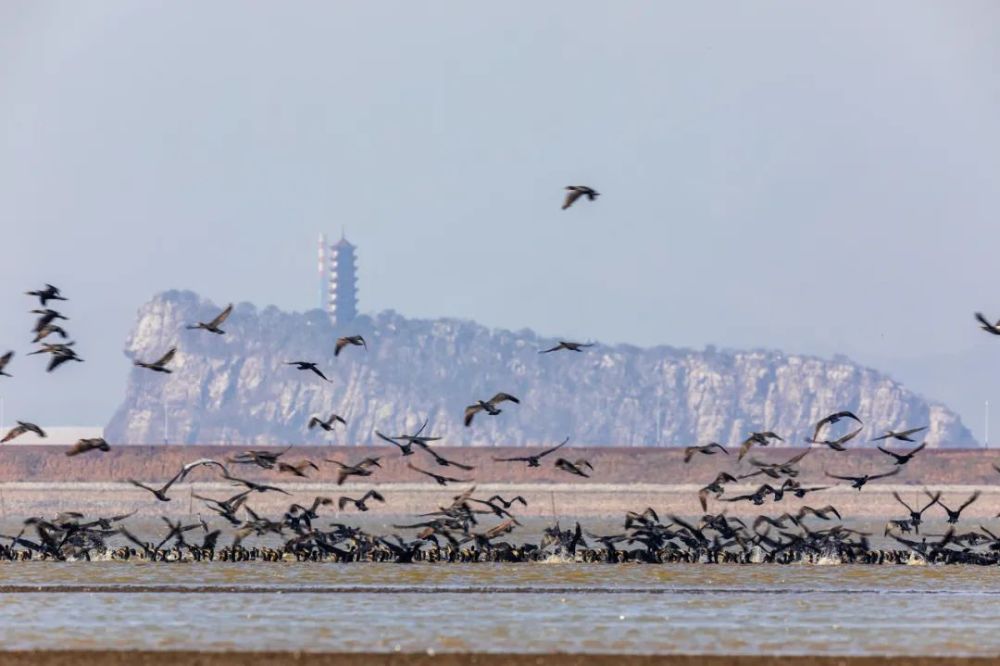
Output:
top-left (1, 1), bottom-right (1000, 440)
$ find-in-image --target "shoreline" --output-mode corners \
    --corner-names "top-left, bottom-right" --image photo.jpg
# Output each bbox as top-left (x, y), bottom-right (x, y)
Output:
top-left (0, 652), bottom-right (998, 666)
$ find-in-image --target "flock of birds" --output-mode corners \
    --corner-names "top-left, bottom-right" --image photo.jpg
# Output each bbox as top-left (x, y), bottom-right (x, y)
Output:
top-left (2, 233), bottom-right (1000, 564)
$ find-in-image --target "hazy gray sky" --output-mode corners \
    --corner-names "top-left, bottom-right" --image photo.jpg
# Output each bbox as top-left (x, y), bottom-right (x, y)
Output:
top-left (2, 1), bottom-right (1000, 438)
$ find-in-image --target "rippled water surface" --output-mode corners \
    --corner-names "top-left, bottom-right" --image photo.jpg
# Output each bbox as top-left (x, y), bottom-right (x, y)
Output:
top-left (1, 563), bottom-right (999, 655)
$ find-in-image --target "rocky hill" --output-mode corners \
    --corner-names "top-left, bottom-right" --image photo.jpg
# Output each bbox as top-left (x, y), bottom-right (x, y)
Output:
top-left (105, 291), bottom-right (975, 447)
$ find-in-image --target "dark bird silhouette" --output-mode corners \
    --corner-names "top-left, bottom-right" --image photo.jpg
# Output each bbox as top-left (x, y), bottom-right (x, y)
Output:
top-left (698, 472), bottom-right (740, 511)
top-left (975, 312), bottom-right (1000, 336)
top-left (796, 505), bottom-right (842, 521)
top-left (562, 185), bottom-right (599, 210)
top-left (539, 341), bottom-right (594, 354)
top-left (1, 421), bottom-right (45, 443)
top-left (226, 448), bottom-right (289, 470)
top-left (338, 490), bottom-right (385, 512)
top-left (872, 426), bottom-right (927, 443)
top-left (484, 495), bottom-right (528, 510)
top-left (493, 437), bottom-right (569, 467)
top-left (31, 309), bottom-right (68, 332)
top-left (65, 437), bottom-right (110, 457)
top-left (464, 392), bottom-right (520, 426)
top-left (286, 361), bottom-right (330, 382)
top-left (826, 467), bottom-right (900, 490)
top-left (809, 426), bottom-right (863, 452)
top-left (277, 460), bottom-right (319, 478)
top-left (26, 284), bottom-right (67, 306)
top-left (32, 324), bottom-right (68, 343)
top-left (326, 457), bottom-right (381, 485)
top-left (194, 490), bottom-right (251, 526)
top-left (186, 303), bottom-right (233, 334)
top-left (748, 450), bottom-right (810, 478)
top-left (376, 431), bottom-right (414, 456)
top-left (135, 348), bottom-right (176, 373)
top-left (376, 419), bottom-right (441, 456)
top-left (738, 431), bottom-right (783, 461)
top-left (809, 411), bottom-right (862, 442)
top-left (555, 458), bottom-right (593, 478)
top-left (683, 443), bottom-right (728, 463)
top-left (893, 491), bottom-right (939, 534)
top-left (128, 471), bottom-right (186, 502)
top-left (933, 490), bottom-right (981, 524)
top-left (407, 462), bottom-right (471, 486)
top-left (877, 442), bottom-right (926, 465)
top-left (417, 444), bottom-right (476, 471)
top-left (335, 335), bottom-right (367, 357)
top-left (221, 470), bottom-right (291, 495)
top-left (308, 413), bottom-right (347, 432)
top-left (0, 351), bottom-right (12, 377)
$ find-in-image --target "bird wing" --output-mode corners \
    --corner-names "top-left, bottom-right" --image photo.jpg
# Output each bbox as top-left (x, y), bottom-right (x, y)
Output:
top-left (824, 472), bottom-right (856, 481)
top-left (537, 437), bottom-right (570, 458)
top-left (334, 338), bottom-right (348, 356)
top-left (908, 442), bottom-right (927, 457)
top-left (1, 424), bottom-right (27, 443)
top-left (310, 366), bottom-right (331, 381)
top-left (871, 432), bottom-right (893, 441)
top-left (898, 426), bottom-right (928, 438)
top-left (833, 426), bottom-right (863, 446)
top-left (155, 348), bottom-right (177, 367)
top-left (975, 312), bottom-right (1000, 333)
top-left (490, 392), bottom-right (520, 405)
top-left (562, 189), bottom-right (583, 210)
top-left (375, 431), bottom-right (404, 447)
top-left (47, 354), bottom-right (74, 372)
top-left (463, 405), bottom-right (481, 427)
top-left (0, 351), bottom-right (12, 370)
top-left (877, 446), bottom-right (902, 461)
top-left (538, 345), bottom-right (561, 354)
top-left (307, 417), bottom-right (322, 430)
top-left (958, 491), bottom-right (981, 512)
top-left (868, 467), bottom-right (902, 481)
top-left (208, 304), bottom-right (234, 328)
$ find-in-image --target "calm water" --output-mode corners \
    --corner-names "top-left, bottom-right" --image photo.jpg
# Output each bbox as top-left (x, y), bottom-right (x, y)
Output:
top-left (0, 563), bottom-right (998, 655)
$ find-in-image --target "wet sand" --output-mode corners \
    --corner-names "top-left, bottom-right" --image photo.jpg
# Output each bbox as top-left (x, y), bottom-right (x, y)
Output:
top-left (2, 654), bottom-right (999, 666)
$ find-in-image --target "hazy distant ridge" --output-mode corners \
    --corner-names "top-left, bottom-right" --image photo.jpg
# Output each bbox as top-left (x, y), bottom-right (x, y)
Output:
top-left (105, 291), bottom-right (974, 447)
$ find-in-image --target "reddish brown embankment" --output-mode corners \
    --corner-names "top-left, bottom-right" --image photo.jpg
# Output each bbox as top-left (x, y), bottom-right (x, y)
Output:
top-left (1, 445), bottom-right (997, 485)
top-left (0, 652), bottom-right (994, 666)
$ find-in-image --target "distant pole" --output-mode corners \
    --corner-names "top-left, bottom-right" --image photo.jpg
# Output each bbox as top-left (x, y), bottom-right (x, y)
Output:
top-left (0, 395), bottom-right (4, 438)
top-left (986, 400), bottom-right (990, 449)
top-left (163, 401), bottom-right (168, 445)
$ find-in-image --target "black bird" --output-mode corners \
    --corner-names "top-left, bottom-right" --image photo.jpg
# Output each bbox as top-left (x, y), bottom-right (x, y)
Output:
top-left (748, 450), bottom-right (810, 478)
top-left (128, 471), bottom-right (186, 502)
top-left (1, 421), bottom-right (46, 443)
top-left (277, 460), bottom-right (319, 477)
top-left (539, 341), bottom-right (594, 354)
top-left (31, 308), bottom-right (68, 332)
top-left (32, 324), bottom-right (68, 343)
top-left (376, 419), bottom-right (442, 456)
top-left (286, 361), bottom-right (330, 382)
top-left (376, 431), bottom-right (414, 456)
top-left (683, 442), bottom-right (728, 463)
top-left (135, 348), bottom-right (176, 373)
top-left (326, 457), bottom-right (381, 485)
top-left (933, 490), bottom-right (981, 524)
top-left (555, 457), bottom-right (593, 478)
top-left (562, 185), bottom-right (599, 210)
top-left (872, 426), bottom-right (927, 443)
top-left (26, 284), bottom-right (67, 306)
top-left (418, 444), bottom-right (476, 471)
top-left (493, 437), bottom-right (569, 467)
top-left (65, 437), bottom-right (110, 457)
top-left (222, 470), bottom-right (291, 495)
top-left (809, 411), bottom-right (862, 442)
top-left (335, 335), bottom-right (367, 357)
top-left (698, 472), bottom-right (740, 511)
top-left (338, 490), bottom-right (385, 512)
top-left (186, 303), bottom-right (233, 334)
top-left (809, 426), bottom-right (863, 452)
top-left (796, 505), bottom-right (842, 521)
top-left (721, 484), bottom-right (776, 506)
top-left (484, 495), bottom-right (527, 510)
top-left (877, 442), bottom-right (926, 465)
top-left (407, 462), bottom-right (472, 486)
top-left (464, 392), bottom-right (520, 426)
top-left (893, 491), bottom-right (939, 534)
top-left (308, 413), bottom-right (347, 432)
top-left (0, 351), bottom-right (12, 377)
top-left (825, 467), bottom-right (900, 490)
top-left (975, 312), bottom-right (1000, 336)
top-left (194, 490), bottom-right (252, 526)
top-left (738, 431), bottom-right (783, 461)
top-left (226, 448), bottom-right (290, 470)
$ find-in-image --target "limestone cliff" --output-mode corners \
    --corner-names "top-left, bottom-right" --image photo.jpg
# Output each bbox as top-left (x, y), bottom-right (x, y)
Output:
top-left (105, 291), bottom-right (975, 447)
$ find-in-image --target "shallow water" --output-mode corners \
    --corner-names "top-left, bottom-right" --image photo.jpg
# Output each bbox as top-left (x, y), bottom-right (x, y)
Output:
top-left (0, 563), bottom-right (998, 655)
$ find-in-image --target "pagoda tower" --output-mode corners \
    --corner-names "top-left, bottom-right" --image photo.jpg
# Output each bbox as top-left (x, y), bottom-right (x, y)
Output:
top-left (317, 232), bottom-right (358, 324)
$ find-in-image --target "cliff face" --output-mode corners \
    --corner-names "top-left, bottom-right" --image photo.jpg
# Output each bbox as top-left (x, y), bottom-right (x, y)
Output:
top-left (105, 291), bottom-right (975, 447)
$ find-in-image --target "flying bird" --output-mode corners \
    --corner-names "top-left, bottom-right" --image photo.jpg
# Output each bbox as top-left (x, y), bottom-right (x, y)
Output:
top-left (26, 284), bottom-right (67, 306)
top-left (1, 421), bottom-right (45, 443)
top-left (326, 457), bottom-right (381, 485)
top-left (186, 303), bottom-right (233, 335)
top-left (738, 431), bottom-right (783, 461)
top-left (65, 437), bottom-right (110, 457)
top-left (539, 341), bottom-right (594, 354)
top-left (407, 462), bottom-right (471, 486)
top-left (877, 442), bottom-right (926, 466)
top-left (286, 361), bottom-right (330, 382)
top-left (825, 467), bottom-right (901, 490)
top-left (562, 185), bottom-right (599, 210)
top-left (872, 426), bottom-right (927, 443)
top-left (135, 348), bottom-right (177, 373)
top-left (683, 443), bottom-right (728, 463)
top-left (555, 457), bottom-right (593, 478)
top-left (338, 490), bottom-right (385, 512)
top-left (809, 426), bottom-right (863, 452)
top-left (32, 324), bottom-right (68, 343)
top-left (0, 351), bottom-right (12, 377)
top-left (335, 335), bottom-right (367, 357)
top-left (975, 312), bottom-right (1000, 336)
top-left (31, 309), bottom-right (68, 332)
top-left (308, 413), bottom-right (347, 432)
top-left (493, 437), bottom-right (569, 467)
top-left (809, 411), bottom-right (862, 442)
top-left (277, 460), bottom-right (319, 478)
top-left (464, 392), bottom-right (520, 427)
top-left (933, 490), bottom-right (981, 524)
